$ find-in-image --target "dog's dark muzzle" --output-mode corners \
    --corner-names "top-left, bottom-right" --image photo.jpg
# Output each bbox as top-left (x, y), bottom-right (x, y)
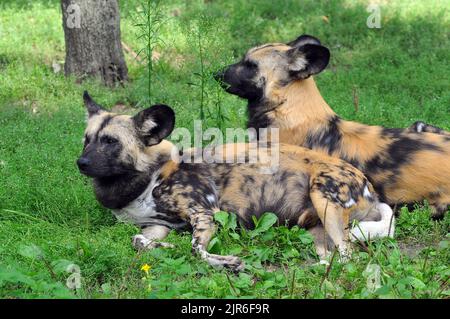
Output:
top-left (77, 157), bottom-right (91, 174)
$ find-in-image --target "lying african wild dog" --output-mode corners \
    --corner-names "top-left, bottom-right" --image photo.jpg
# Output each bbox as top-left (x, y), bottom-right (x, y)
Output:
top-left (215, 34), bottom-right (450, 219)
top-left (77, 92), bottom-right (394, 270)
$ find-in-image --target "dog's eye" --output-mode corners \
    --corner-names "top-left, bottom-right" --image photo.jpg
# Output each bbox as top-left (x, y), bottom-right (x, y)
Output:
top-left (84, 136), bottom-right (90, 146)
top-left (101, 136), bottom-right (118, 145)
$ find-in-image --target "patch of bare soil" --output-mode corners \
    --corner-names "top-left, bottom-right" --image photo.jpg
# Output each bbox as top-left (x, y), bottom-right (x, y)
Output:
top-left (397, 242), bottom-right (430, 258)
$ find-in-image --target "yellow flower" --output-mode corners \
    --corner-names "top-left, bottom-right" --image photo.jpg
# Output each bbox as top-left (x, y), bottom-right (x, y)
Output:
top-left (141, 263), bottom-right (151, 274)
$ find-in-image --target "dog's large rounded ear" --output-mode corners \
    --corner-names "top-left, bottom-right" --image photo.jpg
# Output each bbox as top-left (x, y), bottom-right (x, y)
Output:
top-left (133, 104), bottom-right (175, 146)
top-left (83, 91), bottom-right (105, 117)
top-left (287, 34), bottom-right (321, 47)
top-left (286, 43), bottom-right (330, 79)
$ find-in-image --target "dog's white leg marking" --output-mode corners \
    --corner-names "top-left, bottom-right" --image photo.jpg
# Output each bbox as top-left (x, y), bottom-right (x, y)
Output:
top-left (193, 240), bottom-right (245, 272)
top-left (350, 203), bottom-right (395, 242)
top-left (132, 225), bottom-right (174, 250)
top-left (190, 211), bottom-right (244, 272)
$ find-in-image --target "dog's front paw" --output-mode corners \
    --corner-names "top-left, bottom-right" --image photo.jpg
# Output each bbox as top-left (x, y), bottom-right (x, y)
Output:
top-left (205, 253), bottom-right (245, 272)
top-left (224, 256), bottom-right (245, 273)
top-left (318, 259), bottom-right (330, 266)
top-left (132, 234), bottom-right (175, 250)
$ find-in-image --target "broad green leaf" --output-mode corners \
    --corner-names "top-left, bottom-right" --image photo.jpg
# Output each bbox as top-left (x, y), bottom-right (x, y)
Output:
top-left (251, 215), bottom-right (258, 228)
top-left (228, 245), bottom-right (242, 255)
top-left (230, 232), bottom-right (240, 240)
top-left (0, 268), bottom-right (35, 286)
top-left (18, 244), bottom-right (44, 259)
top-left (254, 213), bottom-right (278, 233)
top-left (228, 213), bottom-right (237, 231)
top-left (175, 264), bottom-right (192, 275)
top-left (214, 211), bottom-right (229, 228)
top-left (207, 237), bottom-right (222, 254)
top-left (404, 276), bottom-right (426, 290)
top-left (260, 229), bottom-right (275, 241)
top-left (51, 259), bottom-right (75, 274)
top-left (262, 280), bottom-right (275, 289)
top-left (438, 239), bottom-right (449, 250)
top-left (234, 273), bottom-right (252, 289)
top-left (299, 231), bottom-right (314, 244)
top-left (375, 284), bottom-right (391, 295)
top-left (344, 263), bottom-right (358, 277)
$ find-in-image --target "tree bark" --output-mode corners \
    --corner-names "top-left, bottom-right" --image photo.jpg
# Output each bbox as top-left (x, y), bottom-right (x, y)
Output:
top-left (61, 0), bottom-right (128, 86)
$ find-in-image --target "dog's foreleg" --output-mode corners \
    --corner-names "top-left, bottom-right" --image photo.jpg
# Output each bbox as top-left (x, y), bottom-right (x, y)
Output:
top-left (132, 225), bottom-right (174, 250)
top-left (190, 210), bottom-right (244, 272)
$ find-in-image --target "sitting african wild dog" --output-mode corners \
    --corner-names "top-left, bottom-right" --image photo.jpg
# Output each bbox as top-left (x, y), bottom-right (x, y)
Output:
top-left (215, 34), bottom-right (450, 220)
top-left (77, 92), bottom-right (394, 270)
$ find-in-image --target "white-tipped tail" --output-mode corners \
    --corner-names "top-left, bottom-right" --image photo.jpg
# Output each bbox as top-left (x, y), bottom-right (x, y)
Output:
top-left (350, 203), bottom-right (395, 242)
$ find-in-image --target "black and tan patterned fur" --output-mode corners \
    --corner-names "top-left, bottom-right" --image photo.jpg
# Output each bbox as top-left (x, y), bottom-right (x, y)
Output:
top-left (216, 34), bottom-right (450, 219)
top-left (408, 121), bottom-right (450, 136)
top-left (77, 92), bottom-right (394, 270)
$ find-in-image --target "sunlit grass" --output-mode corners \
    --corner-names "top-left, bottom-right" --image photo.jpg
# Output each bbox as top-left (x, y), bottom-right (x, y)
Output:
top-left (0, 0), bottom-right (448, 298)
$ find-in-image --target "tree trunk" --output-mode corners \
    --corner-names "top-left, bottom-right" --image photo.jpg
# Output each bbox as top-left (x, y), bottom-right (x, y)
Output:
top-left (61, 0), bottom-right (128, 86)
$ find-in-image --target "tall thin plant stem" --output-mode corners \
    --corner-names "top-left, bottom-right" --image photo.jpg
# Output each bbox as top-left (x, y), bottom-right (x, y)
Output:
top-left (134, 0), bottom-right (164, 106)
top-left (146, 0), bottom-right (153, 104)
top-left (197, 29), bottom-right (205, 120)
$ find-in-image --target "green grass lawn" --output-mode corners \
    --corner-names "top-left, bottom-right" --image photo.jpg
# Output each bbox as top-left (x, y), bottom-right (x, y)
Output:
top-left (0, 0), bottom-right (449, 298)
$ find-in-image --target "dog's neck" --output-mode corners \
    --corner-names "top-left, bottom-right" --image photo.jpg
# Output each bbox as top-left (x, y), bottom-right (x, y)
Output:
top-left (93, 171), bottom-right (154, 209)
top-left (92, 141), bottom-right (175, 209)
top-left (247, 77), bottom-right (339, 145)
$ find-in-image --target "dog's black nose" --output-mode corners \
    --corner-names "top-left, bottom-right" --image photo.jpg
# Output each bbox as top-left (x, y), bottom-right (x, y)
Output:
top-left (213, 69), bottom-right (225, 82)
top-left (77, 157), bottom-right (90, 170)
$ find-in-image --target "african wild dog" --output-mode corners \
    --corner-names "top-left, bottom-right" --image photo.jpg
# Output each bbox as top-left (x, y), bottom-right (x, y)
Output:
top-left (216, 34), bottom-right (450, 219)
top-left (77, 92), bottom-right (394, 270)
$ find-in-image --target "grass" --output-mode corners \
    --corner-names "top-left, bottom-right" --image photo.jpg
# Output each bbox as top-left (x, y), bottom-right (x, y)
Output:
top-left (0, 0), bottom-right (449, 298)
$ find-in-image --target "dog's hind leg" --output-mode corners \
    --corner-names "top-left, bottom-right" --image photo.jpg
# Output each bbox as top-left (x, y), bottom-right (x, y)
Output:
top-left (306, 203), bottom-right (394, 262)
top-left (307, 223), bottom-right (334, 264)
top-left (309, 191), bottom-right (352, 259)
top-left (298, 207), bottom-right (333, 262)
